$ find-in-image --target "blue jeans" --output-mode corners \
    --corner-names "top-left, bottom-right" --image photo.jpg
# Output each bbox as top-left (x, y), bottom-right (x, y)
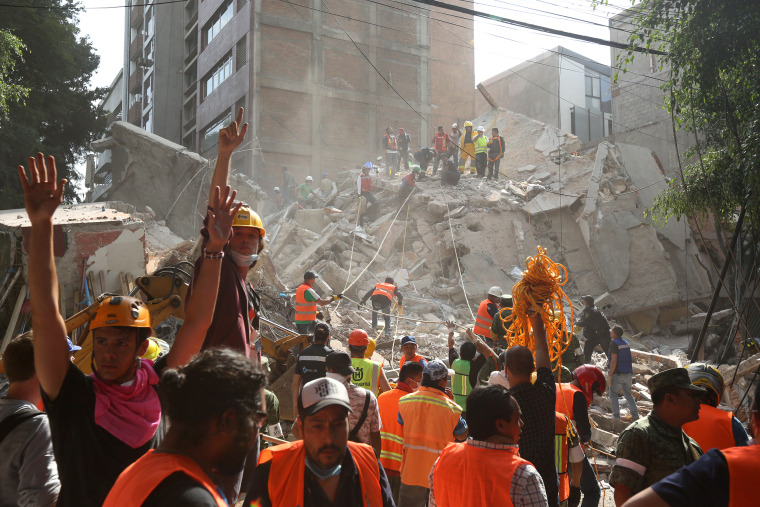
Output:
top-left (610, 372), bottom-right (639, 419)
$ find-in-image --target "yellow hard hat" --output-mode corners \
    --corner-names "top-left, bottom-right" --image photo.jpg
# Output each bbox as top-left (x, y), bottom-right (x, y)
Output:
top-left (232, 205), bottom-right (266, 237)
top-left (365, 337), bottom-right (377, 359)
top-left (140, 338), bottom-right (160, 361)
top-left (90, 296), bottom-right (152, 331)
top-left (464, 121), bottom-right (473, 128)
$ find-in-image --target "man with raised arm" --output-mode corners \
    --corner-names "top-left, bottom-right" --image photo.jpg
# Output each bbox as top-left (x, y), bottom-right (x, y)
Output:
top-left (19, 152), bottom-right (239, 507)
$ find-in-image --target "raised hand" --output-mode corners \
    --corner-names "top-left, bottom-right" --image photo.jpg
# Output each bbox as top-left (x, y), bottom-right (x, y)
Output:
top-left (206, 185), bottom-right (241, 252)
top-left (17, 153), bottom-right (67, 224)
top-left (218, 107), bottom-right (248, 156)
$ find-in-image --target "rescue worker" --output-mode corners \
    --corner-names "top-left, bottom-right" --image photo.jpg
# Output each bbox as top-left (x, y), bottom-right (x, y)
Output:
top-left (621, 380), bottom-right (760, 507)
top-left (348, 329), bottom-right (391, 396)
top-left (608, 325), bottom-right (640, 420)
top-left (473, 125), bottom-right (489, 177)
top-left (378, 361), bottom-right (424, 503)
top-left (281, 166), bottom-right (297, 204)
top-left (103, 349), bottom-right (266, 506)
top-left (610, 368), bottom-right (705, 504)
top-left (398, 167), bottom-right (418, 206)
top-left (491, 294), bottom-right (513, 348)
top-left (413, 147), bottom-right (435, 179)
top-left (429, 386), bottom-right (548, 506)
top-left (383, 127), bottom-right (399, 176)
top-left (440, 158), bottom-right (461, 186)
top-left (486, 126), bottom-right (505, 180)
top-left (294, 271), bottom-right (339, 335)
top-left (245, 377), bottom-right (395, 506)
top-left (556, 365), bottom-right (606, 507)
top-left (325, 351), bottom-right (381, 456)
top-left (19, 151), bottom-right (238, 507)
top-left (448, 328), bottom-right (498, 409)
top-left (397, 127), bottom-right (411, 170)
top-left (576, 295), bottom-right (611, 363)
top-left (357, 162), bottom-right (377, 227)
top-left (555, 411), bottom-right (584, 507)
top-left (474, 286), bottom-right (501, 383)
top-left (397, 359), bottom-right (468, 507)
top-left (319, 171), bottom-right (333, 197)
top-left (431, 125), bottom-right (451, 174)
top-left (291, 322), bottom-right (333, 415)
top-left (360, 276), bottom-right (403, 336)
top-left (297, 176), bottom-right (317, 208)
top-left (447, 123), bottom-right (461, 160)
top-left (682, 363), bottom-right (749, 451)
top-left (457, 121), bottom-right (475, 173)
top-left (398, 335), bottom-right (427, 368)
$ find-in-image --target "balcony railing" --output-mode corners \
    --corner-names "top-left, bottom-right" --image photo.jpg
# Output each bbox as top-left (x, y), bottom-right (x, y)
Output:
top-left (129, 67), bottom-right (143, 92)
top-left (129, 33), bottom-right (144, 59)
top-left (128, 100), bottom-right (142, 125)
top-left (130, 3), bottom-right (144, 28)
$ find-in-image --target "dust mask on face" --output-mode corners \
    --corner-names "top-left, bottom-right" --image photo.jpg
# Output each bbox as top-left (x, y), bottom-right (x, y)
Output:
top-left (229, 250), bottom-right (258, 267)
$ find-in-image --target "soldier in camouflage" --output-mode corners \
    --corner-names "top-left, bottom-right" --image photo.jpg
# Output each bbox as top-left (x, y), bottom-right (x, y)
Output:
top-left (610, 368), bottom-right (706, 505)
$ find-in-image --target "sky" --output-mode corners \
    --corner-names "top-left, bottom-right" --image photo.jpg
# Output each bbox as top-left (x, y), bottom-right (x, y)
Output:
top-left (78, 0), bottom-right (636, 90)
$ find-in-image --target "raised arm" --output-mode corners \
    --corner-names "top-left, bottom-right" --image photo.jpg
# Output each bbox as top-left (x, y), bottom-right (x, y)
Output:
top-left (18, 153), bottom-right (69, 400)
top-left (166, 186), bottom-right (241, 368)
top-left (532, 313), bottom-right (550, 370)
top-left (207, 108), bottom-right (248, 208)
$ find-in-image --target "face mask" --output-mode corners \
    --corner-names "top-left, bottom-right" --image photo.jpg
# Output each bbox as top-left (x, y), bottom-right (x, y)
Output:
top-left (326, 372), bottom-right (350, 383)
top-left (229, 250), bottom-right (258, 267)
top-left (305, 455), bottom-right (342, 480)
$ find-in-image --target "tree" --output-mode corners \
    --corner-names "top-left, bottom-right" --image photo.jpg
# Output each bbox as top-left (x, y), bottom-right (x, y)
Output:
top-left (0, 0), bottom-right (107, 209)
top-left (0, 29), bottom-right (28, 118)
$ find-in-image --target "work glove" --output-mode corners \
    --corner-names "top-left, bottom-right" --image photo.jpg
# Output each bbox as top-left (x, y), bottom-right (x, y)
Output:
top-left (332, 294), bottom-right (343, 301)
top-left (568, 486), bottom-right (581, 507)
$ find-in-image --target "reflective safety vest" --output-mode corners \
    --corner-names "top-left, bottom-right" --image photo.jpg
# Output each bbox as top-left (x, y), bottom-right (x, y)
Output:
top-left (398, 386), bottom-right (463, 488)
top-left (556, 383), bottom-right (583, 421)
top-left (399, 353), bottom-right (425, 369)
top-left (372, 282), bottom-right (396, 302)
top-left (295, 283), bottom-right (318, 323)
top-left (683, 404), bottom-right (735, 451)
top-left (474, 299), bottom-right (494, 338)
top-left (378, 387), bottom-right (409, 473)
top-left (473, 134), bottom-right (489, 154)
top-left (722, 444), bottom-right (760, 507)
top-left (451, 358), bottom-right (472, 408)
top-left (434, 132), bottom-right (449, 152)
top-left (609, 337), bottom-right (633, 374)
top-left (351, 357), bottom-right (381, 395)
top-left (360, 173), bottom-right (373, 193)
top-left (259, 440), bottom-right (382, 507)
top-left (555, 412), bottom-right (571, 502)
top-left (103, 449), bottom-right (227, 507)
top-left (432, 441), bottom-right (526, 506)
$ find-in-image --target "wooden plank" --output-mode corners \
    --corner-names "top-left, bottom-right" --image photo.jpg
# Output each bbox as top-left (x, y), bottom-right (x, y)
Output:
top-left (1, 285), bottom-right (28, 354)
top-left (127, 274), bottom-right (135, 293)
top-left (119, 272), bottom-right (129, 295)
top-left (98, 271), bottom-right (106, 295)
top-left (0, 268), bottom-right (22, 310)
top-left (87, 271), bottom-right (97, 299)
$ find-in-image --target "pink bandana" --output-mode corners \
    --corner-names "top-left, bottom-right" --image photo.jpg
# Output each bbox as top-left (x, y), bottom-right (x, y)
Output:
top-left (90, 359), bottom-right (161, 448)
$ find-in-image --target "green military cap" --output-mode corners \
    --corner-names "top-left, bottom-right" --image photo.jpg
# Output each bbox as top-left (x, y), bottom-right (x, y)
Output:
top-left (648, 367), bottom-right (708, 396)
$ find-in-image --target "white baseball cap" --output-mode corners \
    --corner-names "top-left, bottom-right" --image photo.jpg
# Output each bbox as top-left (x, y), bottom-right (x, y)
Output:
top-left (298, 377), bottom-right (352, 417)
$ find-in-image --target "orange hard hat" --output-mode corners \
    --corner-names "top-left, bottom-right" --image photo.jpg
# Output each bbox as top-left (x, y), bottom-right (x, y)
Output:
top-left (348, 329), bottom-right (370, 347)
top-left (90, 296), bottom-right (152, 331)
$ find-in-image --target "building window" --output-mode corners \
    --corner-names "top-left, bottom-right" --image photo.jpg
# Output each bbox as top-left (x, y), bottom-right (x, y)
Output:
top-left (145, 6), bottom-right (155, 38)
top-left (236, 36), bottom-right (247, 71)
top-left (202, 0), bottom-right (233, 49)
top-left (143, 109), bottom-right (152, 132)
top-left (202, 53), bottom-right (233, 98)
top-left (585, 72), bottom-right (601, 112)
top-left (202, 112), bottom-right (232, 152)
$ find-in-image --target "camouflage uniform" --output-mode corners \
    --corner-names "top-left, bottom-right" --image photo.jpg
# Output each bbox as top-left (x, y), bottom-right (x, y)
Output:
top-left (610, 412), bottom-right (703, 496)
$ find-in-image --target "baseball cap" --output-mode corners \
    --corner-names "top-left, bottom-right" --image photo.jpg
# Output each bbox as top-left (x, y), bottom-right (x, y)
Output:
top-left (325, 350), bottom-right (356, 376)
top-left (401, 335), bottom-right (417, 346)
top-left (424, 359), bottom-right (454, 381)
top-left (304, 271), bottom-right (318, 280)
top-left (66, 338), bottom-right (81, 352)
top-left (647, 368), bottom-right (708, 397)
top-left (299, 377), bottom-right (353, 417)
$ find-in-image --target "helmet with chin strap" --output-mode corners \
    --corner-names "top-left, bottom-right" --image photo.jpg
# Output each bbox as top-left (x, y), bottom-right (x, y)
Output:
top-left (573, 364), bottom-right (606, 404)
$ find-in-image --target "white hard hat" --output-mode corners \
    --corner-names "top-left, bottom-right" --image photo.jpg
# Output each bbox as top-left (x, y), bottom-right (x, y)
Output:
top-left (273, 186), bottom-right (280, 192)
top-left (452, 123), bottom-right (458, 128)
top-left (306, 176), bottom-right (313, 181)
top-left (477, 125), bottom-right (485, 132)
top-left (488, 286), bottom-right (503, 297)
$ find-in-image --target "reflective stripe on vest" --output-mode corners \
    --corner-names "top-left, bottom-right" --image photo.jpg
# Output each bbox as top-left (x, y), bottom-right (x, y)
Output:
top-left (295, 283), bottom-right (317, 322)
top-left (473, 299), bottom-right (494, 338)
top-left (372, 282), bottom-right (395, 302)
top-left (378, 388), bottom-right (407, 472)
top-left (351, 357), bottom-right (380, 395)
top-left (683, 404), bottom-right (736, 452)
top-left (398, 387), bottom-right (463, 488)
top-left (474, 135), bottom-right (488, 154)
top-left (723, 444), bottom-right (760, 507)
top-left (103, 449), bottom-right (227, 507)
top-left (259, 440), bottom-right (382, 507)
top-left (555, 412), bottom-right (571, 502)
top-left (451, 358), bottom-right (472, 408)
top-left (432, 442), bottom-right (525, 506)
top-left (556, 383), bottom-right (582, 421)
top-left (360, 174), bottom-right (373, 193)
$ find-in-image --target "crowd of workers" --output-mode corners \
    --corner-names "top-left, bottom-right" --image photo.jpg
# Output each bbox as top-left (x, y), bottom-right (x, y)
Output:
top-left (2, 108), bottom-right (759, 507)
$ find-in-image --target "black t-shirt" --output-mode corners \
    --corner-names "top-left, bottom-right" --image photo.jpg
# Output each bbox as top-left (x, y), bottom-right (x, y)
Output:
top-left (295, 343), bottom-right (333, 385)
top-left (41, 358), bottom-right (167, 507)
top-left (142, 471), bottom-right (219, 507)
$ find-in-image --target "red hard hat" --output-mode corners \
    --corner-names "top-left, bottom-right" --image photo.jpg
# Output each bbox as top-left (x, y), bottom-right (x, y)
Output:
top-left (348, 329), bottom-right (370, 347)
top-left (573, 364), bottom-right (606, 404)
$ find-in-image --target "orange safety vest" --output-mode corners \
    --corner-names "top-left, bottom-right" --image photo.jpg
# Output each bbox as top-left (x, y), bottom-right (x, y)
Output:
top-left (378, 387), bottom-right (408, 473)
top-left (473, 299), bottom-right (494, 338)
top-left (432, 441), bottom-right (527, 506)
top-left (555, 412), bottom-right (571, 502)
top-left (295, 283), bottom-right (318, 323)
top-left (372, 282), bottom-right (396, 302)
top-left (556, 383), bottom-right (582, 421)
top-left (360, 173), bottom-right (373, 193)
top-left (103, 449), bottom-right (227, 507)
top-left (723, 444), bottom-right (760, 507)
top-left (399, 353), bottom-right (425, 369)
top-left (258, 440), bottom-right (382, 507)
top-left (398, 386), bottom-right (463, 488)
top-left (683, 404), bottom-right (736, 451)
